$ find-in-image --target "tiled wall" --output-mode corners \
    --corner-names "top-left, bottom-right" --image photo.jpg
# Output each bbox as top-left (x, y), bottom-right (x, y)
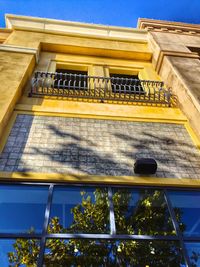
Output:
top-left (0, 114), bottom-right (200, 178)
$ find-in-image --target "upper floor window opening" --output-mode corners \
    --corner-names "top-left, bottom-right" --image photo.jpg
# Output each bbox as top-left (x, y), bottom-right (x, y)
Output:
top-left (55, 69), bottom-right (88, 90)
top-left (188, 47), bottom-right (200, 61)
top-left (109, 73), bottom-right (144, 94)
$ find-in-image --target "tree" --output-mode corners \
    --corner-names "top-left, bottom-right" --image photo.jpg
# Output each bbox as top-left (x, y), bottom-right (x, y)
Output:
top-left (8, 188), bottom-right (190, 267)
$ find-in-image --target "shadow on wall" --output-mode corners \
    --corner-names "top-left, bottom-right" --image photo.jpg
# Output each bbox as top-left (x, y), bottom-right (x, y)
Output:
top-left (0, 115), bottom-right (200, 178)
top-left (0, 115), bottom-right (34, 173)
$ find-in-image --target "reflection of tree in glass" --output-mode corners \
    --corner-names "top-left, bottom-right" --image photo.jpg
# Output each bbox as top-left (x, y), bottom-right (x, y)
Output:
top-left (116, 240), bottom-right (184, 267)
top-left (189, 250), bottom-right (200, 267)
top-left (69, 188), bottom-right (110, 233)
top-left (114, 189), bottom-right (177, 235)
top-left (8, 236), bottom-right (40, 267)
top-left (8, 189), bottom-right (187, 266)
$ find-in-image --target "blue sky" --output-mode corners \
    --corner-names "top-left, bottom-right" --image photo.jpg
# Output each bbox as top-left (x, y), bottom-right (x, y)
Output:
top-left (0, 0), bottom-right (200, 28)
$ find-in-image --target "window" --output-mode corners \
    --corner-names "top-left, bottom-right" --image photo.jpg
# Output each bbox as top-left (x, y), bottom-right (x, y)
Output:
top-left (188, 47), bottom-right (200, 56)
top-left (109, 74), bottom-right (144, 94)
top-left (0, 185), bottom-right (48, 233)
top-left (1, 183), bottom-right (199, 266)
top-left (55, 69), bottom-right (88, 90)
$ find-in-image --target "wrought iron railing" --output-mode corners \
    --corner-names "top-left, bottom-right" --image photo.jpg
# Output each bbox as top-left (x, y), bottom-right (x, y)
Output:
top-left (30, 71), bottom-right (174, 106)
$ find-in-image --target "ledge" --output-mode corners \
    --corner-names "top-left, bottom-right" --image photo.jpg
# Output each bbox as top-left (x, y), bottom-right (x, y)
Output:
top-left (1, 172), bottom-right (200, 188)
top-left (15, 100), bottom-right (187, 123)
top-left (0, 44), bottom-right (39, 62)
top-left (5, 14), bottom-right (148, 43)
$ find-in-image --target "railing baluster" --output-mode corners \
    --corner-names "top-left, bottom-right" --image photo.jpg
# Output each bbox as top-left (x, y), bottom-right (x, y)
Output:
top-left (148, 82), bottom-right (151, 101)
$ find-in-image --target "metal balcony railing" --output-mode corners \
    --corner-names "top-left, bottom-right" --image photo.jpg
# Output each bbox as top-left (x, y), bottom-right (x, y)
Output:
top-left (30, 71), bottom-right (174, 106)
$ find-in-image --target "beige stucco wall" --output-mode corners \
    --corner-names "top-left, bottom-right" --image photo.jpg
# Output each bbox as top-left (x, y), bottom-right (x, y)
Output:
top-left (147, 30), bottom-right (200, 138)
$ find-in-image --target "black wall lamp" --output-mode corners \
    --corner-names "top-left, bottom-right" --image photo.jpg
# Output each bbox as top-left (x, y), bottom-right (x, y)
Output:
top-left (134, 158), bottom-right (157, 175)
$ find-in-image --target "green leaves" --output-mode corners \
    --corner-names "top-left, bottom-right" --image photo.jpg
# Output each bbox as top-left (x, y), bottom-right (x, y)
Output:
top-left (70, 188), bottom-right (109, 234)
top-left (8, 239), bottom-right (40, 267)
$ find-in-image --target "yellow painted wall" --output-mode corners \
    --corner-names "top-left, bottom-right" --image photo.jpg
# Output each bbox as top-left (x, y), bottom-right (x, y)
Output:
top-left (18, 56), bottom-right (184, 128)
top-left (35, 52), bottom-right (160, 79)
top-left (18, 51), bottom-right (168, 117)
top-left (0, 28), bottom-right (12, 43)
top-left (0, 51), bottom-right (35, 143)
top-left (0, 27), bottom-right (158, 145)
top-left (5, 30), bottom-right (152, 61)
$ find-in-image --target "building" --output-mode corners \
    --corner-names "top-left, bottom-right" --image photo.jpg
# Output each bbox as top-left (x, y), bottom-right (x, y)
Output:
top-left (0, 14), bottom-right (200, 266)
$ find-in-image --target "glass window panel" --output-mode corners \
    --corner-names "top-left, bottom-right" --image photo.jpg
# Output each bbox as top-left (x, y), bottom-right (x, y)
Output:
top-left (113, 188), bottom-right (175, 235)
top-left (44, 239), bottom-right (116, 266)
top-left (44, 239), bottom-right (185, 267)
top-left (0, 239), bottom-right (40, 267)
top-left (49, 186), bottom-right (109, 233)
top-left (0, 185), bottom-right (49, 233)
top-left (117, 240), bottom-right (186, 267)
top-left (185, 242), bottom-right (200, 267)
top-left (168, 191), bottom-right (200, 237)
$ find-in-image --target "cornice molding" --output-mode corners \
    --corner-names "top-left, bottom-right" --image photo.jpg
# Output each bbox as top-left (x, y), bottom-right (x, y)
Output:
top-left (155, 50), bottom-right (200, 73)
top-left (0, 28), bottom-right (12, 43)
top-left (138, 18), bottom-right (200, 36)
top-left (0, 28), bottom-right (12, 33)
top-left (0, 44), bottom-right (39, 62)
top-left (5, 14), bottom-right (148, 43)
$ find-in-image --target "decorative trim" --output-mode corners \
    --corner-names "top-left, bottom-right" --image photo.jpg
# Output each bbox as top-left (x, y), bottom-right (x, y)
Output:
top-left (155, 50), bottom-right (200, 74)
top-left (138, 18), bottom-right (200, 36)
top-left (184, 121), bottom-right (200, 150)
top-left (14, 108), bottom-right (187, 124)
top-left (0, 171), bottom-right (200, 187)
top-left (0, 28), bottom-right (12, 43)
top-left (0, 44), bottom-right (39, 63)
top-left (5, 14), bottom-right (148, 43)
top-left (0, 28), bottom-right (12, 33)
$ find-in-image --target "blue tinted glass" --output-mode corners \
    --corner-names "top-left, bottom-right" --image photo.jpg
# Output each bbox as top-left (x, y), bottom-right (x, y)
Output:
top-left (44, 239), bottom-right (185, 266)
top-left (169, 191), bottom-right (200, 237)
top-left (185, 242), bottom-right (200, 267)
top-left (49, 186), bottom-right (109, 233)
top-left (0, 185), bottom-right (48, 233)
top-left (0, 239), bottom-right (40, 266)
top-left (113, 188), bottom-right (175, 235)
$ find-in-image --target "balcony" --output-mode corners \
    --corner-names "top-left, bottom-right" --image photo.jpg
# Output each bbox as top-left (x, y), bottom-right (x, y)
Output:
top-left (30, 71), bottom-right (175, 106)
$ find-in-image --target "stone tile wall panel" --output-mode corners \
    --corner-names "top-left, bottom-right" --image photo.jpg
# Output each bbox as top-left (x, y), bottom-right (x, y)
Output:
top-left (0, 114), bottom-right (200, 178)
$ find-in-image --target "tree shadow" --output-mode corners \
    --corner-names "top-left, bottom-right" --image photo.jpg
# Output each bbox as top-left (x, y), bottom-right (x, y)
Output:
top-left (0, 115), bottom-right (34, 172)
top-left (0, 115), bottom-right (200, 179)
top-left (0, 116), bottom-right (132, 176)
top-left (114, 130), bottom-right (200, 178)
top-left (31, 140), bottom-right (132, 175)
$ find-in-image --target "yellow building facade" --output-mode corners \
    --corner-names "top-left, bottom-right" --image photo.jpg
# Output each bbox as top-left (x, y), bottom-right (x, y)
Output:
top-left (0, 14), bottom-right (199, 266)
